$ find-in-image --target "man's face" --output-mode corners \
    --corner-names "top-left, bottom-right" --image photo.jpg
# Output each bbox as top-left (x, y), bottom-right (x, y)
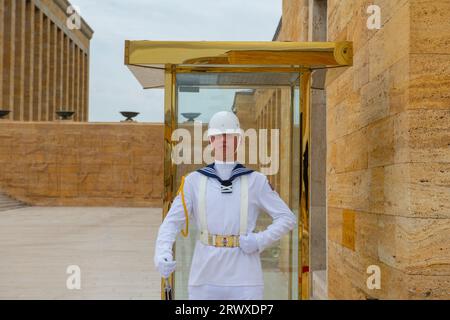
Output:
top-left (209, 133), bottom-right (240, 161)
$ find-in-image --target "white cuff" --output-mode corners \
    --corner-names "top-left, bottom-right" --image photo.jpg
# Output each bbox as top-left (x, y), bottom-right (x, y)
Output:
top-left (254, 231), bottom-right (265, 253)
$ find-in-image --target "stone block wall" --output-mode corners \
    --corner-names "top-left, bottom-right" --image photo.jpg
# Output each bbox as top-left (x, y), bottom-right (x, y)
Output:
top-left (326, 0), bottom-right (450, 299)
top-left (280, 0), bottom-right (450, 299)
top-left (0, 122), bottom-right (164, 207)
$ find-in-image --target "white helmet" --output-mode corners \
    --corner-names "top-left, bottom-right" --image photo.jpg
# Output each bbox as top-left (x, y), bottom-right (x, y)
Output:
top-left (207, 111), bottom-right (242, 137)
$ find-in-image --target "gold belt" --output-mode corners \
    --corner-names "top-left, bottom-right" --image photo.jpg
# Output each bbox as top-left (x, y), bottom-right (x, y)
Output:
top-left (207, 234), bottom-right (240, 248)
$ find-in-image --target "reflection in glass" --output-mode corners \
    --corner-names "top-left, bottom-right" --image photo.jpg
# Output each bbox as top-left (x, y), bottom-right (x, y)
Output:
top-left (172, 71), bottom-right (301, 300)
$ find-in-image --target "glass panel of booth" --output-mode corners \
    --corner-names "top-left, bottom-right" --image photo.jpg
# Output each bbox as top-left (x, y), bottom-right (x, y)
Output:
top-left (291, 86), bottom-right (300, 300)
top-left (169, 70), bottom-right (302, 299)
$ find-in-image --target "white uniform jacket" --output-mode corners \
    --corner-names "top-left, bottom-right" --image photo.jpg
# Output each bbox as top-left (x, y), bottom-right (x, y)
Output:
top-left (154, 164), bottom-right (297, 286)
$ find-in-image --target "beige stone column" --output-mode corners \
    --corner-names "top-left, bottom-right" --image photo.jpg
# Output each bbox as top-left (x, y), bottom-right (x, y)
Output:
top-left (73, 45), bottom-right (79, 121)
top-left (0, 0), bottom-right (4, 110)
top-left (78, 48), bottom-right (83, 121)
top-left (41, 14), bottom-right (50, 121)
top-left (83, 52), bottom-right (89, 122)
top-left (13, 0), bottom-right (26, 121)
top-left (63, 34), bottom-right (69, 111)
top-left (33, 5), bottom-right (43, 122)
top-left (48, 22), bottom-right (57, 121)
top-left (72, 45), bottom-right (77, 121)
top-left (24, 0), bottom-right (34, 122)
top-left (2, 0), bottom-right (14, 120)
top-left (77, 49), bottom-right (81, 122)
top-left (80, 49), bottom-right (86, 122)
top-left (74, 46), bottom-right (80, 122)
top-left (69, 40), bottom-right (74, 117)
top-left (55, 28), bottom-right (63, 116)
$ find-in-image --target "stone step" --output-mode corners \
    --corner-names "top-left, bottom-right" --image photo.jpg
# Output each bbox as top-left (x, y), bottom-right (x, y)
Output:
top-left (0, 203), bottom-right (28, 210)
top-left (0, 205), bottom-right (26, 211)
top-left (0, 202), bottom-right (20, 207)
top-left (0, 192), bottom-right (28, 212)
top-left (0, 198), bottom-right (23, 204)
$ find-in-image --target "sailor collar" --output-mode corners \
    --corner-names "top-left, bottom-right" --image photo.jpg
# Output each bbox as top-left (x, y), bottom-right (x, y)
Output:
top-left (197, 162), bottom-right (254, 193)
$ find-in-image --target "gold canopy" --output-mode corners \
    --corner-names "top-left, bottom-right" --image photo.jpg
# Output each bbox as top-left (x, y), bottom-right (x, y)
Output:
top-left (124, 41), bottom-right (353, 88)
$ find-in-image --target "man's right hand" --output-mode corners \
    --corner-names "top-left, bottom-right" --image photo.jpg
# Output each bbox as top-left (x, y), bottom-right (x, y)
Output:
top-left (155, 253), bottom-right (177, 278)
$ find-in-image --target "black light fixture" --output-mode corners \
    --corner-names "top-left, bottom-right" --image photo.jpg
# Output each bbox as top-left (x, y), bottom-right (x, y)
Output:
top-left (181, 113), bottom-right (201, 122)
top-left (120, 111), bottom-right (140, 122)
top-left (56, 110), bottom-right (75, 120)
top-left (0, 110), bottom-right (11, 119)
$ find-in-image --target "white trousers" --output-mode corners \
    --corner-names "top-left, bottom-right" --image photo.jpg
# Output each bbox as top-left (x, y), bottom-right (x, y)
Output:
top-left (188, 284), bottom-right (264, 300)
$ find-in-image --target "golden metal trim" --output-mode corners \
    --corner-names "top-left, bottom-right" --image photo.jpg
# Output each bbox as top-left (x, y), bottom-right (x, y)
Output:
top-left (175, 66), bottom-right (311, 73)
top-left (299, 71), bottom-right (312, 300)
top-left (126, 40), bottom-right (343, 66)
top-left (124, 40), bottom-right (130, 66)
top-left (161, 66), bottom-right (177, 300)
top-left (334, 41), bottom-right (353, 66)
top-left (287, 75), bottom-right (299, 300)
top-left (124, 41), bottom-right (352, 90)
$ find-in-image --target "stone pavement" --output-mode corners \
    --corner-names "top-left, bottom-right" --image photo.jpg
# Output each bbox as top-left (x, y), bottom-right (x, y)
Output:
top-left (0, 206), bottom-right (162, 299)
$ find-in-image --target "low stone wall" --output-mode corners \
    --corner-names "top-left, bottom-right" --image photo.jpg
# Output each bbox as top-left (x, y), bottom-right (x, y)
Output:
top-left (0, 121), bottom-right (164, 207)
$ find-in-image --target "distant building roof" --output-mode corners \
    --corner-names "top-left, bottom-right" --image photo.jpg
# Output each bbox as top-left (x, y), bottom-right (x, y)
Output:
top-left (54, 0), bottom-right (94, 40)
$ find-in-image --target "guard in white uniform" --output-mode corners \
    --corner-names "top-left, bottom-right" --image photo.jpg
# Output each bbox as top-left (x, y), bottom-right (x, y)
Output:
top-left (154, 111), bottom-right (297, 300)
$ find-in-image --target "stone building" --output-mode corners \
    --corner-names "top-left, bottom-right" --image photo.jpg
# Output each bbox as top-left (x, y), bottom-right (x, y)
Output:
top-left (0, 0), bottom-right (93, 122)
top-left (0, 1), bottom-right (164, 210)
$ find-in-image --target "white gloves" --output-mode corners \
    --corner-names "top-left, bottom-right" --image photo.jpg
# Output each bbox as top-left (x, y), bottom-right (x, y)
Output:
top-left (155, 252), bottom-right (177, 278)
top-left (239, 232), bottom-right (261, 254)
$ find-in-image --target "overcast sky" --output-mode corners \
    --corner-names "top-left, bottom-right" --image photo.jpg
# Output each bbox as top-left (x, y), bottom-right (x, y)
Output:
top-left (69, 0), bottom-right (282, 123)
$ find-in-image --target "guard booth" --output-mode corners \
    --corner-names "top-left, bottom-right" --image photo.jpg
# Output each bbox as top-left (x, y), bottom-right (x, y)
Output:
top-left (124, 41), bottom-right (352, 300)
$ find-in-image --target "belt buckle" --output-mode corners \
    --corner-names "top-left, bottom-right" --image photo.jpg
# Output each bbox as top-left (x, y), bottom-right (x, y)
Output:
top-left (212, 234), bottom-right (239, 247)
top-left (213, 235), bottom-right (229, 247)
top-left (214, 235), bottom-right (224, 247)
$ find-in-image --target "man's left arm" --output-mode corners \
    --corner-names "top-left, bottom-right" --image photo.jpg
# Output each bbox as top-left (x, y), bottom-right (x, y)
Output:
top-left (253, 175), bottom-right (297, 253)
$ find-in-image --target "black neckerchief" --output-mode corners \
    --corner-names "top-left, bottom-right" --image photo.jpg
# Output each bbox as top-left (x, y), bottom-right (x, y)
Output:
top-left (196, 162), bottom-right (254, 193)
